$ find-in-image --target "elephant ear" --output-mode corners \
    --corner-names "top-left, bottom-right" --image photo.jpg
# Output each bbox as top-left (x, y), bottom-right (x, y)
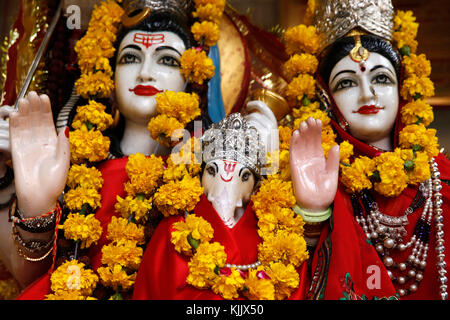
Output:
top-left (243, 100), bottom-right (279, 160)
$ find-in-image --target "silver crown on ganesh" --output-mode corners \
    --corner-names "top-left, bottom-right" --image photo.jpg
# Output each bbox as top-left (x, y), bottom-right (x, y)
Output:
top-left (121, 0), bottom-right (194, 28)
top-left (200, 113), bottom-right (266, 177)
top-left (312, 0), bottom-right (394, 52)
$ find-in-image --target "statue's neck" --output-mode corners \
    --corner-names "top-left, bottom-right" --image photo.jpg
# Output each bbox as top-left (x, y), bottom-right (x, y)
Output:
top-left (368, 135), bottom-right (393, 152)
top-left (120, 119), bottom-right (169, 156)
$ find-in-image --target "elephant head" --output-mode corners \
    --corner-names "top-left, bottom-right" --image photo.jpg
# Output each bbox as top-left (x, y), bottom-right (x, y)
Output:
top-left (200, 101), bottom-right (278, 228)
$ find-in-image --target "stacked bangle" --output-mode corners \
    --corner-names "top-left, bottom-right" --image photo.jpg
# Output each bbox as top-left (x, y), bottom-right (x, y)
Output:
top-left (294, 205), bottom-right (332, 238)
top-left (8, 197), bottom-right (62, 262)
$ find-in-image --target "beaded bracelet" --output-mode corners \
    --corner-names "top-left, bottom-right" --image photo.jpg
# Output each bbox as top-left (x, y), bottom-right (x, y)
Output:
top-left (11, 223), bottom-right (54, 262)
top-left (8, 197), bottom-right (61, 233)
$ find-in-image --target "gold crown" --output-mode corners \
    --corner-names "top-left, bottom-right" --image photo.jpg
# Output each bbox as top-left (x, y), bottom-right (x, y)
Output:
top-left (122, 0), bottom-right (194, 28)
top-left (312, 0), bottom-right (394, 51)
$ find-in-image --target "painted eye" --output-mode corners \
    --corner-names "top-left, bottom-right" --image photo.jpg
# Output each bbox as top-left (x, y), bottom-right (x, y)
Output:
top-left (158, 56), bottom-right (180, 67)
top-left (119, 53), bottom-right (140, 64)
top-left (335, 79), bottom-right (356, 91)
top-left (206, 166), bottom-right (216, 177)
top-left (372, 74), bottom-right (393, 85)
top-left (241, 171), bottom-right (251, 182)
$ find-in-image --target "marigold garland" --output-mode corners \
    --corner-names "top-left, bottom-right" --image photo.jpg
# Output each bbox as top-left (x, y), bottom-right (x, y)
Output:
top-left (171, 175), bottom-right (308, 300)
top-left (281, 5), bottom-right (440, 198)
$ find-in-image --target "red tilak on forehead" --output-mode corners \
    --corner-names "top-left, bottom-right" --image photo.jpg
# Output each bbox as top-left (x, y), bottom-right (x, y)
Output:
top-left (133, 33), bottom-right (165, 49)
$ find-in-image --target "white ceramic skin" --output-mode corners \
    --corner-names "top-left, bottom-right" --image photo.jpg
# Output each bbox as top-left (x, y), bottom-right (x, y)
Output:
top-left (328, 52), bottom-right (399, 151)
top-left (289, 52), bottom-right (400, 214)
top-left (202, 159), bottom-right (256, 229)
top-left (115, 30), bottom-right (187, 156)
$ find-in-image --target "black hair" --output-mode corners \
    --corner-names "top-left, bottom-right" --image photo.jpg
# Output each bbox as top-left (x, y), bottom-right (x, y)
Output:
top-left (319, 35), bottom-right (402, 86)
top-left (111, 12), bottom-right (194, 71)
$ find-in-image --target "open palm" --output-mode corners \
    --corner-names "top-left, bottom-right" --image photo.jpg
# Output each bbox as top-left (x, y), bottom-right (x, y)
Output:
top-left (289, 117), bottom-right (339, 212)
top-left (9, 92), bottom-right (70, 217)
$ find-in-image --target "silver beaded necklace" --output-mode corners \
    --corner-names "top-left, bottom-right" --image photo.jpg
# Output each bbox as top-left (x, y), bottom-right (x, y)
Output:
top-left (353, 159), bottom-right (447, 300)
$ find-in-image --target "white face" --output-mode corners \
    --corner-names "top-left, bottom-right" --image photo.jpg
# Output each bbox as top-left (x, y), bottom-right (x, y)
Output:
top-left (202, 160), bottom-right (256, 228)
top-left (329, 52), bottom-right (399, 146)
top-left (115, 31), bottom-right (186, 125)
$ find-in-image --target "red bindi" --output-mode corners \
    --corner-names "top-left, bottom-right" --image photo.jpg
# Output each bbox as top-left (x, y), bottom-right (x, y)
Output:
top-left (360, 65), bottom-right (366, 72)
top-left (133, 33), bottom-right (165, 49)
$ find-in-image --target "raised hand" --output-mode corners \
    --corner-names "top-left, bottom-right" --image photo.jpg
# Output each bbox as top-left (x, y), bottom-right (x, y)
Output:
top-left (289, 117), bottom-right (339, 212)
top-left (9, 91), bottom-right (70, 217)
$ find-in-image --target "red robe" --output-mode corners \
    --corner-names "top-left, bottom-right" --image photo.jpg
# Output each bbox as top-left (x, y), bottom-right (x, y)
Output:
top-left (308, 121), bottom-right (450, 300)
top-left (133, 194), bottom-right (309, 300)
top-left (17, 157), bottom-right (130, 300)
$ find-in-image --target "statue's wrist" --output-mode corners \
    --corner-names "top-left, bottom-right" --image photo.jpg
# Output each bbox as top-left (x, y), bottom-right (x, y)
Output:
top-left (294, 204), bottom-right (332, 239)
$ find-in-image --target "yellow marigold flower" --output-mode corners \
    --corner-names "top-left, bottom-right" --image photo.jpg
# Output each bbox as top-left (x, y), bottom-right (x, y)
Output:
top-left (124, 153), bottom-right (164, 196)
top-left (69, 125), bottom-right (110, 164)
top-left (194, 0), bottom-right (226, 10)
top-left (293, 109), bottom-right (331, 128)
top-left (64, 187), bottom-right (102, 212)
top-left (393, 31), bottom-right (418, 54)
top-left (252, 178), bottom-right (296, 215)
top-left (211, 268), bottom-right (245, 300)
top-left (72, 100), bottom-right (113, 132)
top-left (101, 240), bottom-right (143, 270)
top-left (340, 156), bottom-right (375, 193)
top-left (187, 242), bottom-right (227, 289)
top-left (180, 48), bottom-right (215, 85)
top-left (278, 149), bottom-right (291, 181)
top-left (59, 213), bottom-right (103, 248)
top-left (339, 140), bottom-right (354, 164)
top-left (266, 262), bottom-right (300, 300)
top-left (399, 124), bottom-right (439, 159)
top-left (303, 0), bottom-right (316, 26)
top-left (258, 207), bottom-right (304, 238)
top-left (45, 290), bottom-right (88, 300)
top-left (107, 216), bottom-right (145, 244)
top-left (373, 151), bottom-right (409, 197)
top-left (0, 278), bottom-right (19, 300)
top-left (89, 0), bottom-right (123, 29)
top-left (284, 24), bottom-right (323, 55)
top-left (163, 159), bottom-right (188, 182)
top-left (50, 260), bottom-right (99, 296)
top-left (393, 10), bottom-right (418, 53)
top-left (153, 175), bottom-right (203, 217)
top-left (148, 114), bottom-right (185, 147)
top-left (278, 126), bottom-right (292, 150)
top-left (192, 4), bottom-right (224, 24)
top-left (75, 36), bottom-right (115, 72)
top-left (97, 264), bottom-right (136, 291)
top-left (171, 214), bottom-right (214, 255)
top-left (191, 21), bottom-right (220, 47)
top-left (285, 74), bottom-right (316, 102)
top-left (169, 137), bottom-right (202, 177)
top-left (401, 99), bottom-right (434, 126)
top-left (396, 149), bottom-right (431, 185)
top-left (284, 53), bottom-right (318, 78)
top-left (400, 75), bottom-right (435, 100)
top-left (75, 71), bottom-right (114, 99)
top-left (243, 267), bottom-right (275, 300)
top-left (403, 54), bottom-right (431, 78)
top-left (292, 101), bottom-right (320, 118)
top-left (156, 91), bottom-right (201, 125)
top-left (67, 164), bottom-right (103, 190)
top-left (258, 230), bottom-right (308, 267)
top-left (114, 195), bottom-right (152, 223)
top-left (321, 125), bottom-right (338, 159)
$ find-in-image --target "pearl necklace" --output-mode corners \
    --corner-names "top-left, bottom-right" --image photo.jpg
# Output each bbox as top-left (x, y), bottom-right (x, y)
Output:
top-left (352, 159), bottom-right (447, 300)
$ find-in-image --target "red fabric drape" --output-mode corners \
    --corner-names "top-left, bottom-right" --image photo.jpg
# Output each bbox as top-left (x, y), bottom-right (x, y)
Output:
top-left (133, 194), bottom-right (309, 300)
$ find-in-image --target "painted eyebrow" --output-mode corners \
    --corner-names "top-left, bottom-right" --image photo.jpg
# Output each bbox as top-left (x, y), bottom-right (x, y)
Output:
top-left (119, 44), bottom-right (141, 54)
top-left (331, 69), bottom-right (356, 83)
top-left (155, 46), bottom-right (182, 56)
top-left (370, 64), bottom-right (395, 76)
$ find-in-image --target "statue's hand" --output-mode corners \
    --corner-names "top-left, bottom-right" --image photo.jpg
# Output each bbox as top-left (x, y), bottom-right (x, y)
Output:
top-left (289, 117), bottom-right (339, 212)
top-left (10, 91), bottom-right (70, 217)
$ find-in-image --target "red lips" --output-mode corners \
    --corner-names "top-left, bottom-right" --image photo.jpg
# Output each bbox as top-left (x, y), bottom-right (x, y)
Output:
top-left (353, 105), bottom-right (385, 114)
top-left (129, 85), bottom-right (162, 96)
